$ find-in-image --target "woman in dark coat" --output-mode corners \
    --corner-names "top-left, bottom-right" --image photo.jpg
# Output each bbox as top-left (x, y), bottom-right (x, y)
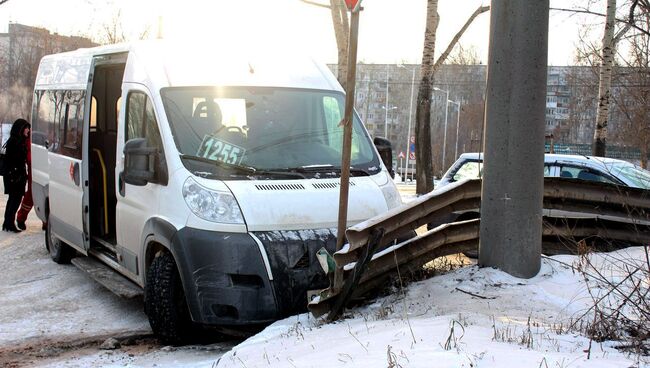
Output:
top-left (3, 118), bottom-right (30, 232)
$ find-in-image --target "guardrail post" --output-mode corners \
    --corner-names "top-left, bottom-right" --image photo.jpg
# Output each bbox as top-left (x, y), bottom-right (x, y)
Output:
top-left (479, 0), bottom-right (549, 278)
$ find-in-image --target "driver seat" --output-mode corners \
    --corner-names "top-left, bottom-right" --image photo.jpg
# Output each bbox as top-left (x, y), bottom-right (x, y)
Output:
top-left (193, 100), bottom-right (223, 133)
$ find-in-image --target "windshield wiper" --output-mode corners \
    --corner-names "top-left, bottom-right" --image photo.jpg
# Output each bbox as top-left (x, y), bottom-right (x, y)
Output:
top-left (270, 165), bottom-right (371, 177)
top-left (181, 154), bottom-right (257, 174)
top-left (181, 155), bottom-right (306, 179)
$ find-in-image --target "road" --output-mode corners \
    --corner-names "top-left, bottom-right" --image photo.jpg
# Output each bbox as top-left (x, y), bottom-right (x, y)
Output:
top-left (0, 186), bottom-right (235, 368)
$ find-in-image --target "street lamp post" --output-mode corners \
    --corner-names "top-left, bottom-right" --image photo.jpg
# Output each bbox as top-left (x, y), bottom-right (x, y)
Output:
top-left (449, 100), bottom-right (461, 160)
top-left (433, 87), bottom-right (450, 171)
top-left (384, 64), bottom-right (390, 139)
top-left (403, 66), bottom-right (416, 181)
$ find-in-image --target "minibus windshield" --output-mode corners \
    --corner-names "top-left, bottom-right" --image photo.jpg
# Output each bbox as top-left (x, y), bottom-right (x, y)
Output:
top-left (161, 87), bottom-right (380, 178)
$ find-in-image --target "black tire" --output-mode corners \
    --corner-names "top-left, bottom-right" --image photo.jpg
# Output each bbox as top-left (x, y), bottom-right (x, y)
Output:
top-left (45, 214), bottom-right (75, 264)
top-left (145, 252), bottom-right (193, 345)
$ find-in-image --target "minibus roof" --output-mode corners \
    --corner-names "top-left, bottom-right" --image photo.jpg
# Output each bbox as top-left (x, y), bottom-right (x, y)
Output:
top-left (35, 40), bottom-right (343, 93)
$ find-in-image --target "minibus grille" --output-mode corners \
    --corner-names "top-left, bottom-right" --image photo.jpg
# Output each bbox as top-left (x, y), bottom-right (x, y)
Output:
top-left (255, 183), bottom-right (305, 191)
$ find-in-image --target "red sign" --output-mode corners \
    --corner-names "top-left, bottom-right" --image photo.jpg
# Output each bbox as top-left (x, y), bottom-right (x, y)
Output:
top-left (344, 0), bottom-right (360, 10)
top-left (409, 152), bottom-right (416, 160)
top-left (398, 151), bottom-right (405, 159)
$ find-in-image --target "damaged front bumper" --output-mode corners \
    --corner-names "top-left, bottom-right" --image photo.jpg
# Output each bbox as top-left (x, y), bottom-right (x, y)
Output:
top-left (171, 227), bottom-right (337, 327)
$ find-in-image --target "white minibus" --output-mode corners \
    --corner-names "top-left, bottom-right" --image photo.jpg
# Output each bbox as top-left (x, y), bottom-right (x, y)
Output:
top-left (30, 41), bottom-right (401, 342)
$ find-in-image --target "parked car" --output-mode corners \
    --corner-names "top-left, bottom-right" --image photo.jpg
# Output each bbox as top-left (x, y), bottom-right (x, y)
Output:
top-left (438, 152), bottom-right (650, 190)
top-left (431, 153), bottom-right (650, 258)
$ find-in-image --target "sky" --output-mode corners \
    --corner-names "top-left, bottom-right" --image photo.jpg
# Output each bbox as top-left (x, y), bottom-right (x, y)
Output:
top-left (0, 0), bottom-right (607, 66)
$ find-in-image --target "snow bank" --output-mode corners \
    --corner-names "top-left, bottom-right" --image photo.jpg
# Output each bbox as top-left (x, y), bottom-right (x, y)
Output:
top-left (215, 248), bottom-right (647, 367)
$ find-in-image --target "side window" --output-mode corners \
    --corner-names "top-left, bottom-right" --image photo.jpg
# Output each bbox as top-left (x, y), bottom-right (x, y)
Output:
top-left (543, 165), bottom-right (551, 177)
top-left (31, 89), bottom-right (84, 159)
top-left (558, 165), bottom-right (617, 184)
top-left (32, 90), bottom-right (56, 148)
top-left (126, 92), bottom-right (145, 142)
top-left (126, 91), bottom-right (164, 150)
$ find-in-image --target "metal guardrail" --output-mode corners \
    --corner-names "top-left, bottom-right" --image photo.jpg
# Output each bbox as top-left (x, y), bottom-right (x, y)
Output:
top-left (308, 178), bottom-right (650, 319)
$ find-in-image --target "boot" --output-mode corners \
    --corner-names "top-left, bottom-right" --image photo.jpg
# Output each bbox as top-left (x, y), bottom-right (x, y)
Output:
top-left (2, 223), bottom-right (22, 233)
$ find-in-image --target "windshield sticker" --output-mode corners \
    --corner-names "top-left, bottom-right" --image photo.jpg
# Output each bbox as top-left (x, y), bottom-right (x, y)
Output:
top-left (197, 135), bottom-right (246, 165)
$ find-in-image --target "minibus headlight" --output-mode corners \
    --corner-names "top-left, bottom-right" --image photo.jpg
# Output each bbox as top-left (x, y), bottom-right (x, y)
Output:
top-left (182, 177), bottom-right (245, 224)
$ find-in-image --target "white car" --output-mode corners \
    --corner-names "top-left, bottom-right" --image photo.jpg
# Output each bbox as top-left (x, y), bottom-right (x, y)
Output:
top-left (438, 153), bottom-right (650, 190)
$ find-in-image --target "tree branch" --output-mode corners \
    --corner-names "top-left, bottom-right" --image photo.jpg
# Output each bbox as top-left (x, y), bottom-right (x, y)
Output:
top-left (551, 6), bottom-right (650, 37)
top-left (300, 0), bottom-right (331, 9)
top-left (613, 0), bottom-right (638, 42)
top-left (433, 5), bottom-right (490, 71)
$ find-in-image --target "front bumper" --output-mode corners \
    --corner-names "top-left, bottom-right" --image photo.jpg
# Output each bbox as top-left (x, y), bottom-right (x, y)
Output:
top-left (170, 227), bottom-right (336, 327)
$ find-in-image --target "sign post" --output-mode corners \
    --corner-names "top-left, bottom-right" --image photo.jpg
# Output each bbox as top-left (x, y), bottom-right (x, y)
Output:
top-left (406, 136), bottom-right (415, 181)
top-left (335, 0), bottom-right (363, 293)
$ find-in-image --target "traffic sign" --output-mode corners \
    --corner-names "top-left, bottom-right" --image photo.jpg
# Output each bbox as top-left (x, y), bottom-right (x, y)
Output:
top-left (344, 0), bottom-right (361, 10)
top-left (409, 152), bottom-right (416, 160)
top-left (410, 136), bottom-right (415, 143)
top-left (409, 143), bottom-right (415, 153)
top-left (398, 151), bottom-right (405, 159)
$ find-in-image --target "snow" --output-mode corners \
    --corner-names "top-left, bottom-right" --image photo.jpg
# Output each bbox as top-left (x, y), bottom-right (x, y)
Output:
top-left (1, 183), bottom-right (647, 367)
top-left (0, 186), bottom-right (233, 367)
top-left (215, 249), bottom-right (647, 367)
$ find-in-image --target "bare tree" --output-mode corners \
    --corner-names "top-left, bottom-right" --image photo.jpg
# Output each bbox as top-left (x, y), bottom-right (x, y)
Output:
top-left (0, 0), bottom-right (11, 5)
top-left (0, 28), bottom-right (58, 121)
top-left (593, 0), bottom-right (623, 156)
top-left (98, 9), bottom-right (150, 45)
top-left (301, 0), bottom-right (350, 90)
top-left (415, 3), bottom-right (489, 194)
top-left (552, 1), bottom-right (642, 156)
top-left (564, 1), bottom-right (648, 164)
top-left (611, 10), bottom-right (650, 168)
top-left (301, 0), bottom-right (489, 193)
top-left (413, 0), bottom-right (440, 195)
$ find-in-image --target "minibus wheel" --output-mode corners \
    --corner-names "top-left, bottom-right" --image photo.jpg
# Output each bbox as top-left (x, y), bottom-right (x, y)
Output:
top-left (45, 215), bottom-right (74, 264)
top-left (145, 251), bottom-right (192, 345)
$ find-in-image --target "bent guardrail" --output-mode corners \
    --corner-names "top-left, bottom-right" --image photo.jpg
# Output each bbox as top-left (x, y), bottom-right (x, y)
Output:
top-left (309, 178), bottom-right (650, 320)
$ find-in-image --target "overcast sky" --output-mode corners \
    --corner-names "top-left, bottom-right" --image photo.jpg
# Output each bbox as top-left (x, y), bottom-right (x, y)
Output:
top-left (0, 0), bottom-right (607, 66)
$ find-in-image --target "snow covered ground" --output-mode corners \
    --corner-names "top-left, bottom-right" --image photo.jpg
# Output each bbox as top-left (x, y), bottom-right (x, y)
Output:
top-left (215, 249), bottom-right (648, 367)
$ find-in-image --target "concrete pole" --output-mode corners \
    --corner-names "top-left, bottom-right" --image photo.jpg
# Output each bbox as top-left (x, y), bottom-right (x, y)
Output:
top-left (478, 0), bottom-right (549, 278)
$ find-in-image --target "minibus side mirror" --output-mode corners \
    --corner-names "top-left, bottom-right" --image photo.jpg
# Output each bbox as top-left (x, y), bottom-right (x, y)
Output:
top-left (373, 137), bottom-right (395, 179)
top-left (122, 138), bottom-right (158, 186)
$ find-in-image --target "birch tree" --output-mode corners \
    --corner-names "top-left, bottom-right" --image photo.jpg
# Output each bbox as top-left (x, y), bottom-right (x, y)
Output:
top-left (593, 0), bottom-right (619, 156)
top-left (413, 0), bottom-right (440, 195)
top-left (415, 3), bottom-right (489, 194)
